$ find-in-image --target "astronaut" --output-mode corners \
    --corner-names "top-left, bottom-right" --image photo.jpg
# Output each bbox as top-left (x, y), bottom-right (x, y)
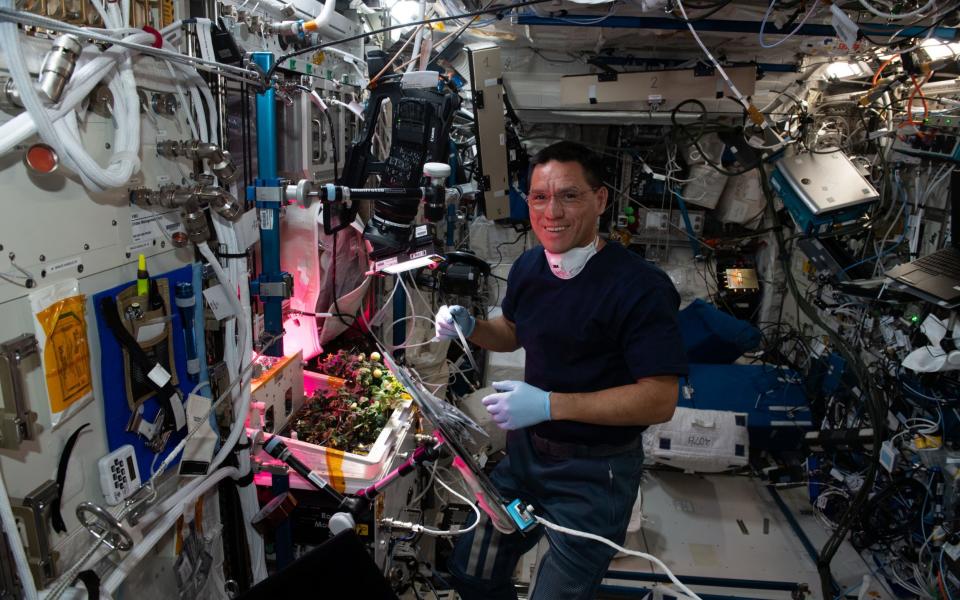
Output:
top-left (435, 141), bottom-right (688, 600)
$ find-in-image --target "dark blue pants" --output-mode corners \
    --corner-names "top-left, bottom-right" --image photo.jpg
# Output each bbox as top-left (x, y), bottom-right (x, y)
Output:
top-left (448, 430), bottom-right (644, 600)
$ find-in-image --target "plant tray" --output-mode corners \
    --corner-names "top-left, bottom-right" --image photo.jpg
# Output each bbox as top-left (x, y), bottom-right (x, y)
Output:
top-left (252, 371), bottom-right (415, 494)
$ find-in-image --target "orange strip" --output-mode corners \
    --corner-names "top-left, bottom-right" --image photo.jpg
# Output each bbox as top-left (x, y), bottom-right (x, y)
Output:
top-left (325, 447), bottom-right (346, 493)
top-left (175, 515), bottom-right (184, 555)
top-left (195, 498), bottom-right (204, 537)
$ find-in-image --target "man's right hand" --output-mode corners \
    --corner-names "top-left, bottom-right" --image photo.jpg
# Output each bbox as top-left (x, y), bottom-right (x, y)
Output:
top-left (434, 305), bottom-right (476, 340)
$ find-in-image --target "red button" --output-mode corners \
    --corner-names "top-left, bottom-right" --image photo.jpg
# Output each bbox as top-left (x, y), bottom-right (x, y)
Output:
top-left (24, 144), bottom-right (58, 174)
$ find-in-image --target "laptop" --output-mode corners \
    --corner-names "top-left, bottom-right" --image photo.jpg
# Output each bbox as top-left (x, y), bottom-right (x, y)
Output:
top-left (885, 169), bottom-right (960, 306)
top-left (776, 150), bottom-right (879, 215)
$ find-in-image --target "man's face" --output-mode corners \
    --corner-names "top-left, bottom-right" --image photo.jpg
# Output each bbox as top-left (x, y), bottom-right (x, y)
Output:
top-left (528, 160), bottom-right (607, 254)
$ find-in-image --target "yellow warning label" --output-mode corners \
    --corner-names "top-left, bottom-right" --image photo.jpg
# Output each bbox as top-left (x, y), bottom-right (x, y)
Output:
top-left (36, 296), bottom-right (92, 413)
top-left (355, 524), bottom-right (369, 536)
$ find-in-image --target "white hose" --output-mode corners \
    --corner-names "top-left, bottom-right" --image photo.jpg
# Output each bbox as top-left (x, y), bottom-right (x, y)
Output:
top-left (0, 32), bottom-right (151, 155)
top-left (0, 1), bottom-right (141, 191)
top-left (102, 467), bottom-right (240, 594)
top-left (0, 468), bottom-right (38, 599)
top-left (236, 435), bottom-right (268, 583)
top-left (310, 0), bottom-right (338, 29)
top-left (199, 226), bottom-right (267, 584)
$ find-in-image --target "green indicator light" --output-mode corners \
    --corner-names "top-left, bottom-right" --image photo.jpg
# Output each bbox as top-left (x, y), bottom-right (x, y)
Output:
top-left (911, 314), bottom-right (920, 323)
top-left (948, 119), bottom-right (953, 125)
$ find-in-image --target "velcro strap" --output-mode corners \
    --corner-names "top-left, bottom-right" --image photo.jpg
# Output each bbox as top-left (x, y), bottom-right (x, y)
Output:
top-left (99, 296), bottom-right (184, 434)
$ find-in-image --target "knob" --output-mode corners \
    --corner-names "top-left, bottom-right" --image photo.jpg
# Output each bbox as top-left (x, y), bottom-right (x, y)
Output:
top-left (423, 162), bottom-right (451, 182)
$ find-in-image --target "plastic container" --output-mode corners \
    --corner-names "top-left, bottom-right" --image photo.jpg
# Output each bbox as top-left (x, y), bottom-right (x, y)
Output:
top-left (252, 370), bottom-right (415, 493)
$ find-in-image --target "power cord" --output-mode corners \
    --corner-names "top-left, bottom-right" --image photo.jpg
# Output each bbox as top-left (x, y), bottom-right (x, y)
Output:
top-left (533, 514), bottom-right (703, 600)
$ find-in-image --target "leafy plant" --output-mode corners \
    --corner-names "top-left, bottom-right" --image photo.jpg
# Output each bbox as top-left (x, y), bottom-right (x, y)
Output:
top-left (290, 350), bottom-right (408, 454)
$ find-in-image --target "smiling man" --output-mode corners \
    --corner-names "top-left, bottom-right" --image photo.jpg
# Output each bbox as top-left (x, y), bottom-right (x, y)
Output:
top-left (435, 141), bottom-right (688, 600)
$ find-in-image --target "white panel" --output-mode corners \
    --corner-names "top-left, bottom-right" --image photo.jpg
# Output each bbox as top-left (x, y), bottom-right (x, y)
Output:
top-left (560, 66), bottom-right (757, 107)
top-left (0, 60), bottom-right (195, 585)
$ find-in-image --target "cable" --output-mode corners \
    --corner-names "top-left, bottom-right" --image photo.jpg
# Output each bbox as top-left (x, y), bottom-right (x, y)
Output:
top-left (325, 109), bottom-right (340, 183)
top-left (761, 169), bottom-right (885, 600)
top-left (383, 475), bottom-right (481, 536)
top-left (675, 0), bottom-right (734, 20)
top-left (0, 9), bottom-right (260, 84)
top-left (906, 72), bottom-right (933, 125)
top-left (265, 0), bottom-right (553, 83)
top-left (0, 467), bottom-right (37, 599)
top-left (759, 0), bottom-right (822, 49)
top-left (858, 0), bottom-right (935, 20)
top-left (534, 515), bottom-right (703, 600)
top-left (673, 0), bottom-right (749, 114)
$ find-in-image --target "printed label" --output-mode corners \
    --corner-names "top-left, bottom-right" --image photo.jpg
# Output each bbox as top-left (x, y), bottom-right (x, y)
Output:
top-left (46, 256), bottom-right (82, 275)
top-left (147, 364), bottom-right (172, 388)
top-left (126, 241), bottom-right (153, 256)
top-left (260, 209), bottom-right (274, 231)
top-left (203, 285), bottom-right (234, 321)
top-left (131, 209), bottom-right (181, 243)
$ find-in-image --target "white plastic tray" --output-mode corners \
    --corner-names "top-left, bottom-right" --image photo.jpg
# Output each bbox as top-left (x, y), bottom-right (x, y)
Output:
top-left (253, 371), bottom-right (415, 493)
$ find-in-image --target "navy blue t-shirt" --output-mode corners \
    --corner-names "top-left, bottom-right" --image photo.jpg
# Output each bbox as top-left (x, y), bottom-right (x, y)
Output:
top-left (501, 241), bottom-right (688, 445)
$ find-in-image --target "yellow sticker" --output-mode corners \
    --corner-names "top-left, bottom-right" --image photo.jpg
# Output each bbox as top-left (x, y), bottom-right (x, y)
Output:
top-left (325, 446), bottom-right (346, 493)
top-left (355, 524), bottom-right (369, 536)
top-left (36, 296), bottom-right (92, 413)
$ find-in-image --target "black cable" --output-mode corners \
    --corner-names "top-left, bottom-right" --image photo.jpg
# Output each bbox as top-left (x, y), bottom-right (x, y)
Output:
top-left (760, 168), bottom-right (886, 600)
top-left (670, 99), bottom-right (758, 177)
top-left (672, 0), bottom-right (734, 20)
top-left (491, 226), bottom-right (529, 269)
top-left (264, 0), bottom-right (554, 84)
top-left (857, 5), bottom-right (959, 47)
top-left (325, 109), bottom-right (340, 183)
top-left (331, 231), bottom-right (358, 327)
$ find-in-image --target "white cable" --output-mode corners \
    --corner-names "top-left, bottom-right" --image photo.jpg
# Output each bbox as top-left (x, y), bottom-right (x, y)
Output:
top-left (0, 467), bottom-right (38, 599)
top-left (0, 8), bottom-right (260, 83)
top-left (386, 476), bottom-right (481, 536)
top-left (674, 0), bottom-right (749, 111)
top-left (103, 467), bottom-right (239, 594)
top-left (406, 0), bottom-right (426, 72)
top-left (759, 0), bottom-right (822, 49)
top-left (858, 0), bottom-right (934, 19)
top-left (534, 515), bottom-right (703, 600)
top-left (327, 97), bottom-right (365, 119)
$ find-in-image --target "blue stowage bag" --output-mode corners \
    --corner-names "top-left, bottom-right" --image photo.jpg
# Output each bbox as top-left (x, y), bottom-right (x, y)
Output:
top-left (677, 299), bottom-right (761, 364)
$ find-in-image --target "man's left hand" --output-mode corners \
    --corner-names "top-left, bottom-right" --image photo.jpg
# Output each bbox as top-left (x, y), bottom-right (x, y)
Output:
top-left (481, 381), bottom-right (551, 430)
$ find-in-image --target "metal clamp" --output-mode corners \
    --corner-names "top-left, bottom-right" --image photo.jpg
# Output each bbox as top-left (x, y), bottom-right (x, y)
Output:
top-left (0, 333), bottom-right (39, 450)
top-left (76, 502), bottom-right (134, 552)
top-left (10, 480), bottom-right (60, 587)
top-left (258, 274), bottom-right (294, 299)
top-left (125, 404), bottom-right (171, 454)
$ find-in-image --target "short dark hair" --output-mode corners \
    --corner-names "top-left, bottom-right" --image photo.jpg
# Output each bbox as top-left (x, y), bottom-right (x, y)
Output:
top-left (529, 141), bottom-right (605, 189)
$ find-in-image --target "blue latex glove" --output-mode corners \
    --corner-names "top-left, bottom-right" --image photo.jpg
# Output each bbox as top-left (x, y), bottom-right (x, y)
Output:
top-left (482, 381), bottom-right (552, 430)
top-left (435, 304), bottom-right (476, 340)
